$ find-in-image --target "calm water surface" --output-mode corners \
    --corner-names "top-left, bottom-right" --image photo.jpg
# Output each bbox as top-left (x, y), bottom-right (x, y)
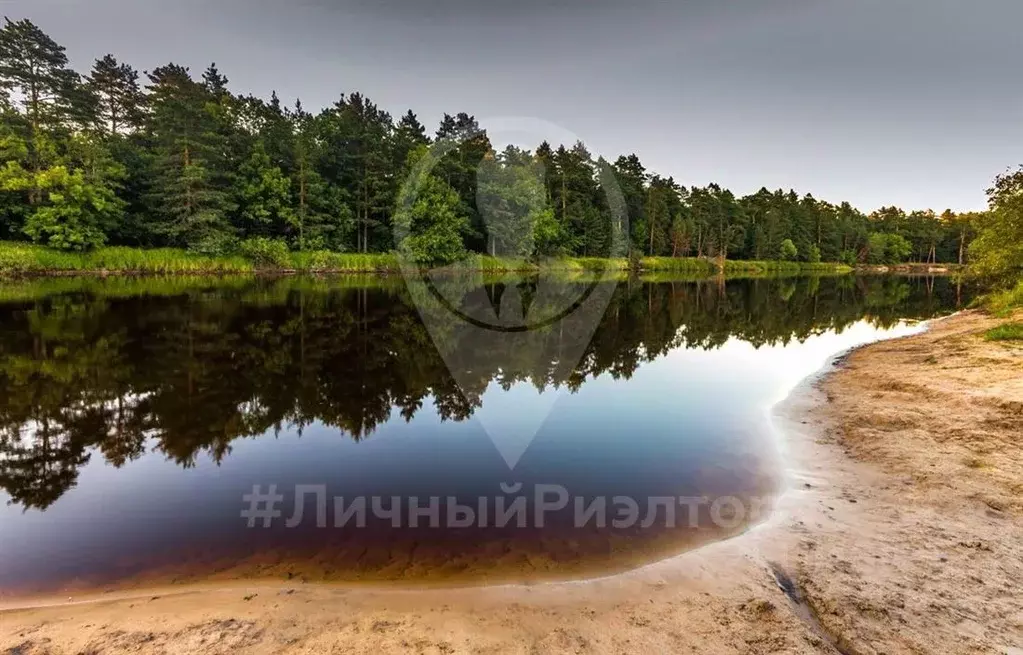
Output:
top-left (0, 274), bottom-right (967, 595)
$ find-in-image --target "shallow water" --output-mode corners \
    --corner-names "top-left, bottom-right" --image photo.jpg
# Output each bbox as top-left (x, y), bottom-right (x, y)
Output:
top-left (0, 274), bottom-right (967, 594)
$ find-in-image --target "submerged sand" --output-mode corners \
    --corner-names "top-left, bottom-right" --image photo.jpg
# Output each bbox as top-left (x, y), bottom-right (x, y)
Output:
top-left (2, 309), bottom-right (1021, 654)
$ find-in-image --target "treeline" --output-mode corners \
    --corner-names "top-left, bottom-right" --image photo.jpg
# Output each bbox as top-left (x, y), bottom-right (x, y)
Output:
top-left (0, 17), bottom-right (981, 265)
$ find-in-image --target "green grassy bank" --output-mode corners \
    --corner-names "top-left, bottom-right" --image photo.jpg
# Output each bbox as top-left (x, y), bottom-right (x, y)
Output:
top-left (0, 241), bottom-right (856, 278)
top-left (981, 280), bottom-right (1023, 316)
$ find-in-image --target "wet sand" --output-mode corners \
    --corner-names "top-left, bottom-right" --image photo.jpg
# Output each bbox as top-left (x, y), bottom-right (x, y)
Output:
top-left (2, 309), bottom-right (1021, 654)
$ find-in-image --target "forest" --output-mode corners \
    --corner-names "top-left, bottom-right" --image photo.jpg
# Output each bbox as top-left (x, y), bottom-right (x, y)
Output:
top-left (0, 17), bottom-right (985, 268)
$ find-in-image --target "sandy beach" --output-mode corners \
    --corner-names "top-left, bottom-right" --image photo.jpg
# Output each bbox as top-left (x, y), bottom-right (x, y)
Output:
top-left (2, 309), bottom-right (1020, 654)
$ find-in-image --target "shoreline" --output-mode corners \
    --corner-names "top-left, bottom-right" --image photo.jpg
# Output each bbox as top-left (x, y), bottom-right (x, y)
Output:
top-left (2, 310), bottom-right (1019, 654)
top-left (0, 241), bottom-right (920, 279)
top-left (0, 264), bottom-right (951, 280)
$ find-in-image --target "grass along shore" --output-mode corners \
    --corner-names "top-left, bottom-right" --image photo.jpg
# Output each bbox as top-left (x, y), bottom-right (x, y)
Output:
top-left (0, 241), bottom-right (855, 277)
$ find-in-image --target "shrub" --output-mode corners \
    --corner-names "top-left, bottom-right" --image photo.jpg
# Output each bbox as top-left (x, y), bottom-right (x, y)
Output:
top-left (239, 237), bottom-right (291, 269)
top-left (305, 250), bottom-right (346, 272)
top-left (640, 257), bottom-right (716, 274)
top-left (867, 233), bottom-right (912, 265)
top-left (984, 322), bottom-right (1023, 342)
top-left (885, 234), bottom-right (912, 264)
top-left (982, 281), bottom-right (1023, 316)
top-left (779, 239), bottom-right (798, 261)
top-left (189, 232), bottom-right (238, 258)
top-left (806, 244), bottom-right (821, 264)
top-left (628, 249), bottom-right (643, 271)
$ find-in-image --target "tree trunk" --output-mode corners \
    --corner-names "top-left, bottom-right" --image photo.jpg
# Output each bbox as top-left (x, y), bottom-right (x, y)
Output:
top-left (299, 157), bottom-right (307, 250)
top-left (28, 73), bottom-right (40, 206)
top-left (110, 96), bottom-right (119, 136)
top-left (561, 173), bottom-right (567, 226)
top-left (183, 144), bottom-right (192, 215)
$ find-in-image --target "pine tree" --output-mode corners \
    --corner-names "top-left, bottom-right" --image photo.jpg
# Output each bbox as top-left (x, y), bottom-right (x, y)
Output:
top-left (645, 176), bottom-right (683, 256)
top-left (0, 18), bottom-right (94, 203)
top-left (283, 101), bottom-right (351, 250)
top-left (392, 110), bottom-right (429, 173)
top-left (477, 145), bottom-right (554, 258)
top-left (88, 55), bottom-right (144, 136)
top-left (612, 154), bottom-right (648, 254)
top-left (434, 112), bottom-right (491, 253)
top-left (144, 64), bottom-right (235, 250)
top-left (316, 93), bottom-right (394, 252)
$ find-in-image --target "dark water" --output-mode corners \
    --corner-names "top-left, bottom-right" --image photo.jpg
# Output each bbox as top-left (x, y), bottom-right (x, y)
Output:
top-left (0, 274), bottom-right (968, 595)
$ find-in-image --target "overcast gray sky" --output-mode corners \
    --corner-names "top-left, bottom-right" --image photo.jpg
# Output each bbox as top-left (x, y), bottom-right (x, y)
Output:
top-left (5, 0), bottom-right (1021, 211)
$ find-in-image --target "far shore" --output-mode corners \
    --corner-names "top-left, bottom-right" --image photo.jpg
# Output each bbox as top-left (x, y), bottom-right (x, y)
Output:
top-left (0, 241), bottom-right (969, 280)
top-left (2, 309), bottom-right (1017, 655)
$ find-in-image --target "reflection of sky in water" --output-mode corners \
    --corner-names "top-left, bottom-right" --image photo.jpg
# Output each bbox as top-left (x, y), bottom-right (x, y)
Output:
top-left (0, 318), bottom-right (922, 590)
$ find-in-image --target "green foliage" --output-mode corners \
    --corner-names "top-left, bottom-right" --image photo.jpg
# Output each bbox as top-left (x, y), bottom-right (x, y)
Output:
top-left (628, 248), bottom-right (643, 272)
top-left (236, 142), bottom-right (294, 236)
top-left (984, 322), bottom-right (1023, 342)
top-left (395, 149), bottom-right (468, 264)
top-left (22, 163), bottom-right (123, 250)
top-left (144, 63), bottom-right (236, 249)
top-left (885, 234), bottom-right (912, 264)
top-left (0, 17), bottom-right (999, 271)
top-left (564, 257), bottom-right (629, 272)
top-left (981, 281), bottom-right (1023, 316)
top-left (88, 54), bottom-right (144, 135)
top-left (779, 239), bottom-right (798, 261)
top-left (0, 17), bottom-right (87, 132)
top-left (239, 236), bottom-right (290, 268)
top-left (0, 241), bottom-right (252, 274)
top-left (867, 233), bottom-right (912, 265)
top-left (288, 250), bottom-right (398, 272)
top-left (477, 146), bottom-right (551, 258)
top-left (866, 233), bottom-right (888, 264)
top-left (640, 257), bottom-right (716, 274)
top-left (969, 167), bottom-right (1023, 286)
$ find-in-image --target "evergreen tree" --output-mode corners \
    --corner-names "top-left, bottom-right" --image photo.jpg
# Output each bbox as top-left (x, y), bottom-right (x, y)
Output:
top-left (0, 17), bottom-right (94, 204)
top-left (144, 64), bottom-right (235, 250)
top-left (288, 100), bottom-right (350, 250)
top-left (435, 112), bottom-right (492, 252)
top-left (317, 93), bottom-right (393, 252)
top-left (0, 15), bottom-right (987, 266)
top-left (645, 176), bottom-right (684, 256)
top-left (88, 55), bottom-right (144, 136)
top-left (613, 154), bottom-right (648, 254)
top-left (477, 145), bottom-right (555, 258)
top-left (391, 109), bottom-right (429, 177)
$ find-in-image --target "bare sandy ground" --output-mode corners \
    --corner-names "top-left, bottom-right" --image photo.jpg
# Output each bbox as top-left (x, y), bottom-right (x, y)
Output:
top-left (2, 310), bottom-right (1021, 654)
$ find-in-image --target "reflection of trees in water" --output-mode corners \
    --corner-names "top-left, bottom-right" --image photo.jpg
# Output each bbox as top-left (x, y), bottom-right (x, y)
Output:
top-left (0, 275), bottom-right (965, 510)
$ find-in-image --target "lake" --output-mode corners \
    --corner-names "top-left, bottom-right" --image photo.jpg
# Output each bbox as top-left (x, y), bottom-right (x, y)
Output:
top-left (0, 274), bottom-right (967, 595)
